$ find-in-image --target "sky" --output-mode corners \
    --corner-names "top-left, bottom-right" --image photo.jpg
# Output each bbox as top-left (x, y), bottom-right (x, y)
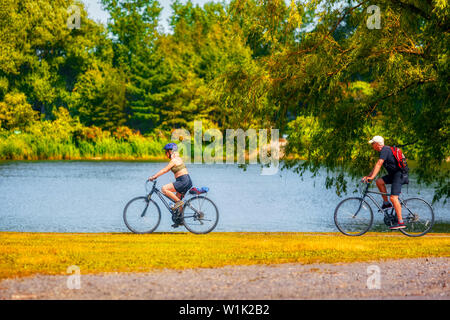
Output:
top-left (81, 0), bottom-right (221, 34)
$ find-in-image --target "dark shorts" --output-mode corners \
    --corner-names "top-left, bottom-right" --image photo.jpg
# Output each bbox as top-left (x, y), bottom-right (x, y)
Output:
top-left (173, 174), bottom-right (193, 194)
top-left (382, 171), bottom-right (408, 196)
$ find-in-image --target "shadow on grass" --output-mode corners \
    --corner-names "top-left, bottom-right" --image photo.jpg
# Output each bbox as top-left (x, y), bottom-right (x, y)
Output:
top-left (370, 222), bottom-right (450, 233)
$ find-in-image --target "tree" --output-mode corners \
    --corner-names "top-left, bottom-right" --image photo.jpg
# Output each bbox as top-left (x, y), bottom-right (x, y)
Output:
top-left (159, 0), bottom-right (265, 129)
top-left (0, 0), bottom-right (114, 119)
top-left (70, 64), bottom-right (128, 130)
top-left (101, 0), bottom-right (168, 133)
top-left (217, 0), bottom-right (449, 200)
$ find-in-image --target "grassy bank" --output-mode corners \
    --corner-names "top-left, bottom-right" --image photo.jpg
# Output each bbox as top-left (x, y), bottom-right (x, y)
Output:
top-left (0, 132), bottom-right (168, 161)
top-left (1, 232), bottom-right (449, 280)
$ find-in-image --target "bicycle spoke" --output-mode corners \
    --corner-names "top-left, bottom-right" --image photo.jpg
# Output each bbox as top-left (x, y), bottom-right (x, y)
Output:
top-left (341, 210), bottom-right (369, 221)
top-left (334, 198), bottom-right (373, 236)
top-left (123, 197), bottom-right (161, 234)
top-left (399, 198), bottom-right (434, 237)
top-left (182, 196), bottom-right (218, 234)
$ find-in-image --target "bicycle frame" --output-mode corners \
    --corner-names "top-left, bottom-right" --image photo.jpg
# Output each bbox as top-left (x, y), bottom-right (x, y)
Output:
top-left (147, 183), bottom-right (177, 212)
top-left (145, 180), bottom-right (202, 218)
top-left (356, 183), bottom-right (414, 218)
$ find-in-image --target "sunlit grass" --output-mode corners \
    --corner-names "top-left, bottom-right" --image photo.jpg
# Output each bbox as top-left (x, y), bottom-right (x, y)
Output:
top-left (0, 232), bottom-right (449, 280)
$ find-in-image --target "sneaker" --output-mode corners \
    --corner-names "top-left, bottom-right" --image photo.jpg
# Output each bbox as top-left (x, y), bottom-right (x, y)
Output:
top-left (171, 200), bottom-right (184, 210)
top-left (381, 202), bottom-right (393, 210)
top-left (389, 222), bottom-right (406, 230)
top-left (171, 216), bottom-right (184, 228)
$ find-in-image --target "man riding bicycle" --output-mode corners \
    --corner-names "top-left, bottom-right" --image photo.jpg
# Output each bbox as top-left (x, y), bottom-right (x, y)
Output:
top-left (362, 135), bottom-right (408, 230)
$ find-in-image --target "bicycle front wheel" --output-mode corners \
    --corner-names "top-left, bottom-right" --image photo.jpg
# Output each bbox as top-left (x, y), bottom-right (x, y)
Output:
top-left (123, 197), bottom-right (161, 234)
top-left (334, 197), bottom-right (373, 236)
top-left (399, 197), bottom-right (434, 237)
top-left (181, 196), bottom-right (219, 234)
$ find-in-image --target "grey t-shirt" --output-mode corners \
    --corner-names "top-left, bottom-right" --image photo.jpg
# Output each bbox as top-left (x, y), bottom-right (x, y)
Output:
top-left (379, 146), bottom-right (399, 175)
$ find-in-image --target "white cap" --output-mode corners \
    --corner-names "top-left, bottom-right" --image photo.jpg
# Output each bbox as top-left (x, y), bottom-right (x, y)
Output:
top-left (369, 135), bottom-right (384, 144)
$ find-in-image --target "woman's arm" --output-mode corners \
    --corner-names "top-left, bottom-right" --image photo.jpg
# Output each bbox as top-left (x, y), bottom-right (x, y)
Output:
top-left (149, 161), bottom-right (175, 180)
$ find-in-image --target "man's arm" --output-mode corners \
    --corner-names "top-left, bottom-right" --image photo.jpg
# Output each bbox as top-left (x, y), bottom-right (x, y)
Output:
top-left (363, 159), bottom-right (384, 182)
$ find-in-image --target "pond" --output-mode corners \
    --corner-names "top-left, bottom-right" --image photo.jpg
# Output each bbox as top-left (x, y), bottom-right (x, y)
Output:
top-left (0, 161), bottom-right (448, 232)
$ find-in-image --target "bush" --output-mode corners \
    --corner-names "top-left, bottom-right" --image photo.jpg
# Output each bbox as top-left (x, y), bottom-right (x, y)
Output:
top-left (75, 126), bottom-right (110, 143)
top-left (113, 126), bottom-right (135, 141)
top-left (0, 114), bottom-right (169, 160)
top-left (0, 93), bottom-right (39, 131)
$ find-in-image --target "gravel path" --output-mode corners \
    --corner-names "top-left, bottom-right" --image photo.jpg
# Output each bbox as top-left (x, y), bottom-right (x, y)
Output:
top-left (0, 257), bottom-right (448, 300)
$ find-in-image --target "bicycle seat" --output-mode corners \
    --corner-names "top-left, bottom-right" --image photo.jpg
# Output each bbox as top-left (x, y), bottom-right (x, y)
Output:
top-left (189, 187), bottom-right (209, 194)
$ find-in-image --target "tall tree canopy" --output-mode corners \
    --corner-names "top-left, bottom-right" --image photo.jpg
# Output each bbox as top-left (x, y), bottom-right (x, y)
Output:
top-left (0, 0), bottom-right (448, 199)
top-left (215, 0), bottom-right (449, 200)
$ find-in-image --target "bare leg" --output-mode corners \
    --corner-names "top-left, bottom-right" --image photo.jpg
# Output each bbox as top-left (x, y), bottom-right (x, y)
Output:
top-left (176, 192), bottom-right (183, 200)
top-left (162, 183), bottom-right (180, 202)
top-left (376, 178), bottom-right (389, 202)
top-left (390, 195), bottom-right (403, 222)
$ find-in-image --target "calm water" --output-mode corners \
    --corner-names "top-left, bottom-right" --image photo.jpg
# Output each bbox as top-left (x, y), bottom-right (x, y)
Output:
top-left (0, 161), bottom-right (448, 232)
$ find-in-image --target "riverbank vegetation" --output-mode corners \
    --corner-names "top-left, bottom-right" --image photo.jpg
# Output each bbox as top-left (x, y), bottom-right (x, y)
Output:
top-left (0, 101), bottom-right (168, 160)
top-left (1, 231), bottom-right (449, 280)
top-left (0, 0), bottom-right (448, 199)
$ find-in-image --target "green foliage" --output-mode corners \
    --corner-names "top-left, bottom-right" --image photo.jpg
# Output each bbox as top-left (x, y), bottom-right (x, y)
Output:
top-left (101, 0), bottom-right (165, 132)
top-left (0, 0), bottom-right (114, 117)
top-left (216, 0), bottom-right (449, 200)
top-left (70, 64), bottom-right (128, 130)
top-left (0, 92), bottom-right (39, 130)
top-left (0, 106), bottom-right (166, 160)
top-left (0, 0), bottom-right (448, 200)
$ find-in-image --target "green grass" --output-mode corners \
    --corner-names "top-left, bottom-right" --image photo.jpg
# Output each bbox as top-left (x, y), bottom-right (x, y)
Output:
top-left (0, 133), bottom-right (168, 160)
top-left (430, 222), bottom-right (450, 233)
top-left (0, 232), bottom-right (449, 280)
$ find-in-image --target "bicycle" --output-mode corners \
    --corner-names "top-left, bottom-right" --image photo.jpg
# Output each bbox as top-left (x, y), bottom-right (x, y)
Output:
top-left (123, 180), bottom-right (219, 234)
top-left (334, 181), bottom-right (434, 237)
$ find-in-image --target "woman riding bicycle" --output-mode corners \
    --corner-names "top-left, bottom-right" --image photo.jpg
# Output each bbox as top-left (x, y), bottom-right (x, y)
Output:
top-left (148, 143), bottom-right (193, 210)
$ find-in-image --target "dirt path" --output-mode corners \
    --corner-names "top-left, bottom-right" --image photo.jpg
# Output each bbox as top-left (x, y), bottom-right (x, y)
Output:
top-left (0, 257), bottom-right (448, 300)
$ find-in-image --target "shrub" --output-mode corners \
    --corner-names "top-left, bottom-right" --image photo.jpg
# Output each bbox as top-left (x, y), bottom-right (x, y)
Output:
top-left (0, 93), bottom-right (39, 131)
top-left (113, 126), bottom-right (135, 141)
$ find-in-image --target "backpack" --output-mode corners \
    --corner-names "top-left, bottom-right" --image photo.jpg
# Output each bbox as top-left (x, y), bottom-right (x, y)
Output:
top-left (189, 187), bottom-right (209, 194)
top-left (390, 146), bottom-right (409, 174)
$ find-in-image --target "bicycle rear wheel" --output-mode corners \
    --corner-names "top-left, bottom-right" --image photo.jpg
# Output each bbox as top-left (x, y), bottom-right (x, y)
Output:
top-left (181, 196), bottom-right (219, 234)
top-left (334, 197), bottom-right (373, 236)
top-left (123, 197), bottom-right (161, 234)
top-left (399, 197), bottom-right (434, 237)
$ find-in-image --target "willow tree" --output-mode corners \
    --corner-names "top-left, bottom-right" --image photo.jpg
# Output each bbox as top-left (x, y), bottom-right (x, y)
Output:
top-left (217, 0), bottom-right (449, 200)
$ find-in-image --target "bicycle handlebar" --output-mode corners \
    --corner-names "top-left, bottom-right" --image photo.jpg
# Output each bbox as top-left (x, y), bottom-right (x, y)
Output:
top-left (145, 179), bottom-right (157, 192)
top-left (359, 179), bottom-right (372, 194)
